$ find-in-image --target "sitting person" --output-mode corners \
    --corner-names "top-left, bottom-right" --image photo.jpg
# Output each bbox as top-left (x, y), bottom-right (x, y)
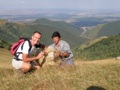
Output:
top-left (12, 31), bottom-right (46, 73)
top-left (49, 31), bottom-right (74, 66)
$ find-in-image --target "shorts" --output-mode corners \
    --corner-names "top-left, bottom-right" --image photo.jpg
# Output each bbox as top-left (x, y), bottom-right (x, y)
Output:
top-left (12, 59), bottom-right (38, 69)
top-left (12, 59), bottom-right (23, 69)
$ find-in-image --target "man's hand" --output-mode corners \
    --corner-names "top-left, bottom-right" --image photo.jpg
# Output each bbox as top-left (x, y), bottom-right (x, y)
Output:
top-left (36, 51), bottom-right (45, 59)
top-left (55, 51), bottom-right (62, 57)
top-left (55, 51), bottom-right (69, 58)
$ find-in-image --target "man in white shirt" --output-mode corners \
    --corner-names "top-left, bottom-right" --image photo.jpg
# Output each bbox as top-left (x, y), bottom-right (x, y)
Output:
top-left (12, 31), bottom-right (46, 73)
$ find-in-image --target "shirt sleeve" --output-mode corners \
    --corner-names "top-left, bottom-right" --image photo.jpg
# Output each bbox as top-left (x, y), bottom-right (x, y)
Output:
top-left (49, 43), bottom-right (55, 48)
top-left (22, 41), bottom-right (30, 54)
top-left (62, 41), bottom-right (71, 53)
top-left (61, 41), bottom-right (73, 58)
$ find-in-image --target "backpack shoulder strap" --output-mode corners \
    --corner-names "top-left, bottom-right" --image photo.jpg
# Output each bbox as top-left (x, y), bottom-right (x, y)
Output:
top-left (14, 39), bottom-right (32, 60)
top-left (21, 39), bottom-right (32, 51)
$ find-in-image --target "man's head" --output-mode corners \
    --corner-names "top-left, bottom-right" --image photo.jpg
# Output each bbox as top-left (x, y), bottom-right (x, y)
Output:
top-left (31, 31), bottom-right (42, 45)
top-left (52, 31), bottom-right (61, 45)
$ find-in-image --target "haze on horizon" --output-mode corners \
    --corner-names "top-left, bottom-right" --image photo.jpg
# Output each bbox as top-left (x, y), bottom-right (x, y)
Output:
top-left (0, 0), bottom-right (120, 11)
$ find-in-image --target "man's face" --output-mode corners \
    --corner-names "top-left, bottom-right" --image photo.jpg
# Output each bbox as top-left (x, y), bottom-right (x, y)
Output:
top-left (32, 33), bottom-right (41, 45)
top-left (53, 36), bottom-right (60, 45)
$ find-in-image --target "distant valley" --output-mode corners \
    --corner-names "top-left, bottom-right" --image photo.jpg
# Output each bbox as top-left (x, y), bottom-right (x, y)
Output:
top-left (1, 9), bottom-right (120, 60)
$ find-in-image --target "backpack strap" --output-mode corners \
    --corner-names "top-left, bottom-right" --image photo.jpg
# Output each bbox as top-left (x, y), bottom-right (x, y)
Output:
top-left (21, 39), bottom-right (32, 51)
top-left (14, 39), bottom-right (32, 60)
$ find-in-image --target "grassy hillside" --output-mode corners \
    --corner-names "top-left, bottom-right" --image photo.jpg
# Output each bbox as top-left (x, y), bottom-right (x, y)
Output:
top-left (33, 18), bottom-right (83, 35)
top-left (0, 19), bottom-right (87, 48)
top-left (82, 24), bottom-right (104, 39)
top-left (80, 20), bottom-right (120, 40)
top-left (0, 48), bottom-right (120, 90)
top-left (97, 20), bottom-right (120, 37)
top-left (75, 36), bottom-right (108, 50)
top-left (74, 34), bottom-right (120, 60)
top-left (0, 40), bottom-right (11, 49)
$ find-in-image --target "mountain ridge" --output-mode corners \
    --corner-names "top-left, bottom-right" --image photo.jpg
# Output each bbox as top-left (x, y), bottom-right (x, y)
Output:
top-left (0, 19), bottom-right (87, 48)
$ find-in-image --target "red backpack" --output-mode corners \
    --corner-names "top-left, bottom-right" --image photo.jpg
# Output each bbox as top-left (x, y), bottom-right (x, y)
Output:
top-left (10, 38), bottom-right (31, 55)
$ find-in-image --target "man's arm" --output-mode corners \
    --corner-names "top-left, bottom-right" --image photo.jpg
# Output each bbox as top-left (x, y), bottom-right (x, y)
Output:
top-left (22, 51), bottom-right (45, 62)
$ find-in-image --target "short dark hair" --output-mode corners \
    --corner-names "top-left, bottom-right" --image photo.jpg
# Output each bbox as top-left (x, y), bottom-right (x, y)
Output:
top-left (33, 31), bottom-right (41, 35)
top-left (52, 31), bottom-right (61, 38)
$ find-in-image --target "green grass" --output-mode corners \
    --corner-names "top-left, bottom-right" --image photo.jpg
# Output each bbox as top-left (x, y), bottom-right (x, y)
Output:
top-left (0, 48), bottom-right (120, 90)
top-left (81, 24), bottom-right (104, 39)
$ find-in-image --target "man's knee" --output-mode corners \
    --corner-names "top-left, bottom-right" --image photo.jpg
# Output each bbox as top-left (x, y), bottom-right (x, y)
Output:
top-left (22, 62), bottom-right (31, 71)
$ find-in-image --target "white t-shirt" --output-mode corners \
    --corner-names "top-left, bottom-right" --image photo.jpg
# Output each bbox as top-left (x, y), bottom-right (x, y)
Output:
top-left (14, 41), bottom-right (35, 60)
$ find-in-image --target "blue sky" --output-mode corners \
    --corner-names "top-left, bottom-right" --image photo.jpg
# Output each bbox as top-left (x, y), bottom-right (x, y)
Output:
top-left (0, 0), bottom-right (120, 10)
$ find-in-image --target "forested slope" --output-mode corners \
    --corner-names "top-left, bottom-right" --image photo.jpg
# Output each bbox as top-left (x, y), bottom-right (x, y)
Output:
top-left (74, 34), bottom-right (120, 60)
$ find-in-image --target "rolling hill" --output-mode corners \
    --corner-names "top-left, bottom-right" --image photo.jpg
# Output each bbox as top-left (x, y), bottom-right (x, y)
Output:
top-left (97, 20), bottom-right (120, 37)
top-left (80, 20), bottom-right (120, 40)
top-left (74, 33), bottom-right (120, 60)
top-left (0, 19), bottom-right (87, 48)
